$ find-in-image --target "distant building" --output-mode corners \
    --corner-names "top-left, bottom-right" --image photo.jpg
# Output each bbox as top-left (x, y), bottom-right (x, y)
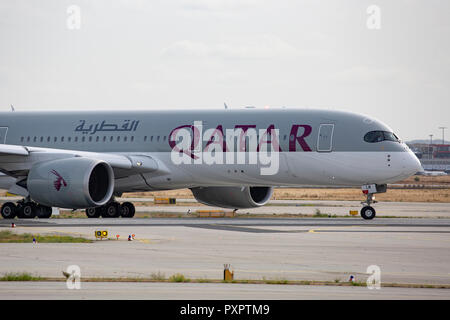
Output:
top-left (407, 143), bottom-right (450, 173)
top-left (408, 143), bottom-right (450, 160)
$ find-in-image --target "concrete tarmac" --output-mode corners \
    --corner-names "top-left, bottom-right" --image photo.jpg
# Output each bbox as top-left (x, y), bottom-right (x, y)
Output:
top-left (2, 197), bottom-right (450, 217)
top-left (1, 199), bottom-right (450, 299)
top-left (132, 200), bottom-right (450, 218)
top-left (0, 281), bottom-right (448, 300)
top-left (1, 217), bottom-right (450, 287)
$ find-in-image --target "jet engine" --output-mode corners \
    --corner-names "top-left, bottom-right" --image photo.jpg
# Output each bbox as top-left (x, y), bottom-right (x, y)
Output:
top-left (27, 157), bottom-right (114, 209)
top-left (190, 186), bottom-right (273, 209)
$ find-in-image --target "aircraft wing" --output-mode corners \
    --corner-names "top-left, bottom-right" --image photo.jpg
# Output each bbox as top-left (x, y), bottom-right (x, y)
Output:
top-left (0, 143), bottom-right (166, 179)
top-left (0, 144), bottom-right (29, 156)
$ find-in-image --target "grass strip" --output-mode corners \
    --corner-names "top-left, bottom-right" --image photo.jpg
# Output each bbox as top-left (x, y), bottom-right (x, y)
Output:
top-left (0, 272), bottom-right (43, 281)
top-left (4, 275), bottom-right (448, 289)
top-left (0, 230), bottom-right (92, 243)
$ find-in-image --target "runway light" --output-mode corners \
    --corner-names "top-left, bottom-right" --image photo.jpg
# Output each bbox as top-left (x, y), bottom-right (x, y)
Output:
top-left (116, 235), bottom-right (120, 240)
top-left (11, 223), bottom-right (15, 228)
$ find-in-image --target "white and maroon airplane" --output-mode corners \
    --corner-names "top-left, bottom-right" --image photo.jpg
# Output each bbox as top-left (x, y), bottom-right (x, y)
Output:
top-left (0, 108), bottom-right (421, 220)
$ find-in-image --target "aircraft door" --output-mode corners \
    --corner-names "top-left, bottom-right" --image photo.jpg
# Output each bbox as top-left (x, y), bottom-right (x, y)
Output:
top-left (317, 124), bottom-right (334, 152)
top-left (0, 127), bottom-right (8, 144)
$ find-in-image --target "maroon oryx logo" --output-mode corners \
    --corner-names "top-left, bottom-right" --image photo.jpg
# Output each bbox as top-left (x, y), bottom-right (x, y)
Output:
top-left (51, 170), bottom-right (67, 191)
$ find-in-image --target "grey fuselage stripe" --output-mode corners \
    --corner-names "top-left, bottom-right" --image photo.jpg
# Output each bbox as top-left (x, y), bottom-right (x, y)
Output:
top-left (0, 109), bottom-right (407, 153)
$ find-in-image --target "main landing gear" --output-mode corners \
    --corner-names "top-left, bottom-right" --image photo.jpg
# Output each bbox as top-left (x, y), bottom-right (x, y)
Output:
top-left (360, 184), bottom-right (387, 220)
top-left (0, 199), bottom-right (135, 219)
top-left (85, 201), bottom-right (135, 218)
top-left (1, 199), bottom-right (52, 219)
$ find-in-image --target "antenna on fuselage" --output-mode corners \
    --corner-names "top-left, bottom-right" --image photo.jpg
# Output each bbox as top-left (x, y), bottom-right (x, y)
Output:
top-left (10, 104), bottom-right (15, 112)
top-left (224, 102), bottom-right (229, 110)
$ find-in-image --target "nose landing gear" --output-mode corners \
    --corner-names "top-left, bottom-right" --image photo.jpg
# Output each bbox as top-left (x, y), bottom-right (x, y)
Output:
top-left (360, 184), bottom-right (387, 220)
top-left (360, 195), bottom-right (376, 220)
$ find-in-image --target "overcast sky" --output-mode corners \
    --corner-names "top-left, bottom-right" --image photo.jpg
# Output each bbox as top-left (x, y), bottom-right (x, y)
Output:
top-left (0, 0), bottom-right (449, 141)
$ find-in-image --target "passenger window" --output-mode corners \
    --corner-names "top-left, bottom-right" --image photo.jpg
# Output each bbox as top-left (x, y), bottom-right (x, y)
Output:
top-left (117, 136), bottom-right (120, 142)
top-left (40, 137), bottom-right (43, 142)
top-left (89, 136), bottom-right (92, 142)
top-left (68, 137), bottom-right (72, 142)
top-left (131, 136), bottom-right (134, 142)
top-left (75, 137), bottom-right (78, 142)
top-left (82, 137), bottom-right (85, 142)
top-left (33, 137), bottom-right (37, 142)
top-left (124, 136), bottom-right (128, 142)
top-left (21, 137), bottom-right (24, 142)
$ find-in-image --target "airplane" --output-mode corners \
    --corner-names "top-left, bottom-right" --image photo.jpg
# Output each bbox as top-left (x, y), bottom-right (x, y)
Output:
top-left (0, 108), bottom-right (422, 220)
top-left (418, 170), bottom-right (447, 176)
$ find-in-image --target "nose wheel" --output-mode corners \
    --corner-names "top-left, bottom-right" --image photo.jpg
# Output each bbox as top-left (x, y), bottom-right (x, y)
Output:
top-left (361, 193), bottom-right (377, 220)
top-left (360, 184), bottom-right (386, 220)
top-left (360, 205), bottom-right (376, 220)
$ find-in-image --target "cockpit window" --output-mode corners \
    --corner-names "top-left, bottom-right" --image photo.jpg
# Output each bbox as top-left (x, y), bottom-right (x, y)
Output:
top-left (383, 132), bottom-right (399, 142)
top-left (364, 131), bottom-right (400, 143)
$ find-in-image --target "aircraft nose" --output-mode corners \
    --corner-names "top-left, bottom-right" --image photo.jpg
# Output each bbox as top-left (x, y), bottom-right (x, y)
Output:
top-left (403, 150), bottom-right (423, 176)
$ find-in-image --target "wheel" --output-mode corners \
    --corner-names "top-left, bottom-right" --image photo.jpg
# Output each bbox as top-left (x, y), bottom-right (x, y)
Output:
top-left (101, 202), bottom-right (121, 218)
top-left (17, 202), bottom-right (37, 219)
top-left (120, 202), bottom-right (135, 218)
top-left (85, 207), bottom-right (101, 218)
top-left (36, 205), bottom-right (52, 219)
top-left (360, 206), bottom-right (376, 220)
top-left (1, 202), bottom-right (17, 219)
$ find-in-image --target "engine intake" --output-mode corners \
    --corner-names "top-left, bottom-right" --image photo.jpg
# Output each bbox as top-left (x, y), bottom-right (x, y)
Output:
top-left (190, 186), bottom-right (273, 209)
top-left (27, 157), bottom-right (114, 209)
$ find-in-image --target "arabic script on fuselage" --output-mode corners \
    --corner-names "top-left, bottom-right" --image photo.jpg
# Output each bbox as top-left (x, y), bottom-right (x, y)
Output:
top-left (75, 120), bottom-right (140, 134)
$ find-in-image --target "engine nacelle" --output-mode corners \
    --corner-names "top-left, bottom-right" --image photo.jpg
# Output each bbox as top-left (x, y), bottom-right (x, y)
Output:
top-left (190, 186), bottom-right (273, 209)
top-left (27, 157), bottom-right (114, 209)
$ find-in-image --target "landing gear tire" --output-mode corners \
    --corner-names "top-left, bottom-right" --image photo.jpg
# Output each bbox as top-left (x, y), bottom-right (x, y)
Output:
top-left (17, 202), bottom-right (37, 219)
top-left (101, 202), bottom-right (121, 218)
top-left (361, 206), bottom-right (376, 220)
top-left (1, 202), bottom-right (17, 219)
top-left (36, 205), bottom-right (52, 219)
top-left (120, 202), bottom-right (135, 218)
top-left (85, 207), bottom-right (101, 218)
